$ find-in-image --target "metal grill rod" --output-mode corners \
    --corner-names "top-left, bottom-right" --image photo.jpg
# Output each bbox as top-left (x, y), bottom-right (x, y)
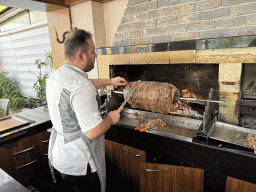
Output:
top-left (178, 97), bottom-right (226, 104)
top-left (104, 90), bottom-right (227, 104)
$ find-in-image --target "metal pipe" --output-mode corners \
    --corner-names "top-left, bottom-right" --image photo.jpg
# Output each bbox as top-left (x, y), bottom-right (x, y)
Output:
top-left (177, 97), bottom-right (226, 104)
top-left (113, 91), bottom-right (124, 94)
top-left (102, 90), bottom-right (124, 94)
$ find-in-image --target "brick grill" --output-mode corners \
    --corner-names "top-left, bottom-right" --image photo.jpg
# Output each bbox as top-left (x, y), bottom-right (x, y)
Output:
top-left (97, 0), bottom-right (256, 126)
top-left (113, 0), bottom-right (256, 47)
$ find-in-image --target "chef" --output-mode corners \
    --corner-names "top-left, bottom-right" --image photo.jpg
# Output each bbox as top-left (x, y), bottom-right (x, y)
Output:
top-left (46, 28), bottom-right (128, 192)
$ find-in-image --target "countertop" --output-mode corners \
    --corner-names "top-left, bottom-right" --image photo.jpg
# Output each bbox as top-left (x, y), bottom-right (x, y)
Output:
top-left (1, 106), bottom-right (256, 192)
top-left (0, 106), bottom-right (52, 192)
top-left (0, 168), bottom-right (29, 192)
top-left (0, 106), bottom-right (52, 145)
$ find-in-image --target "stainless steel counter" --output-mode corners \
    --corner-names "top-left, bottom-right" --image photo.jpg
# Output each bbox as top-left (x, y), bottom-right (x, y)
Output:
top-left (118, 108), bottom-right (203, 142)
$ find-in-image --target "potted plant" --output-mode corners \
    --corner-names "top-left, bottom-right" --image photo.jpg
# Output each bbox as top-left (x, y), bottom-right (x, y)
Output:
top-left (30, 50), bottom-right (53, 107)
top-left (0, 71), bottom-right (37, 113)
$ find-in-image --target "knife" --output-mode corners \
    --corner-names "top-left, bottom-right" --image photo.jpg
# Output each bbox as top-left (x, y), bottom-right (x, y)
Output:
top-left (118, 87), bottom-right (136, 111)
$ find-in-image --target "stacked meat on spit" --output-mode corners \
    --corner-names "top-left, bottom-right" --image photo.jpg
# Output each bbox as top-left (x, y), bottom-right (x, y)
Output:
top-left (123, 81), bottom-right (180, 114)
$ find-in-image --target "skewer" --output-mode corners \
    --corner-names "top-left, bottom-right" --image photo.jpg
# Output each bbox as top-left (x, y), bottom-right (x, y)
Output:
top-left (102, 90), bottom-right (124, 94)
top-left (104, 90), bottom-right (226, 104)
top-left (177, 97), bottom-right (226, 104)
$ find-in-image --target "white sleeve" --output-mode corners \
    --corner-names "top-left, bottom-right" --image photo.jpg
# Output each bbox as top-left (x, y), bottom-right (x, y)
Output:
top-left (71, 85), bottom-right (102, 133)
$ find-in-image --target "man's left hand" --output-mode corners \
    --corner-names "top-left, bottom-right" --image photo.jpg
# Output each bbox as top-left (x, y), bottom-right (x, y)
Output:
top-left (110, 76), bottom-right (128, 86)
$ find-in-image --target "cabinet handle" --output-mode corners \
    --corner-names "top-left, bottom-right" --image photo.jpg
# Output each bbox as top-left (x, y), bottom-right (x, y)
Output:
top-left (123, 148), bottom-right (142, 157)
top-left (16, 160), bottom-right (37, 170)
top-left (44, 153), bottom-right (48, 156)
top-left (144, 167), bottom-right (169, 172)
top-left (12, 146), bottom-right (35, 156)
top-left (42, 140), bottom-right (49, 143)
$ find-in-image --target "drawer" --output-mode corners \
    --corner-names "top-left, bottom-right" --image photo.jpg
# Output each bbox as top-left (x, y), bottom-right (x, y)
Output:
top-left (12, 158), bottom-right (37, 183)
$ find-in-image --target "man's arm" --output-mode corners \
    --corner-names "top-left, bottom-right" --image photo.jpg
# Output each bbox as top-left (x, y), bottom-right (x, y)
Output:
top-left (85, 107), bottom-right (123, 139)
top-left (89, 76), bottom-right (128, 89)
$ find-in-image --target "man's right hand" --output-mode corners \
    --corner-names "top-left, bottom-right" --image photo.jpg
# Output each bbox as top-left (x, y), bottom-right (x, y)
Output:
top-left (108, 107), bottom-right (123, 125)
top-left (85, 107), bottom-right (123, 139)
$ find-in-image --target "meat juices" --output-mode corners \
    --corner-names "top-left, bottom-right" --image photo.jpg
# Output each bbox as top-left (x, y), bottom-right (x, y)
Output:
top-left (123, 81), bottom-right (180, 114)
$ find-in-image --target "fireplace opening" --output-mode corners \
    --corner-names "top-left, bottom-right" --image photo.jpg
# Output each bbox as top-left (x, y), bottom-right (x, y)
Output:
top-left (239, 63), bottom-right (256, 129)
top-left (109, 64), bottom-right (219, 117)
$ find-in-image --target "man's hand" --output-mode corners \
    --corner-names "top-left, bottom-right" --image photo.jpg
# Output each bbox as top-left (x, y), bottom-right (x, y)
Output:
top-left (110, 77), bottom-right (128, 87)
top-left (85, 107), bottom-right (123, 139)
top-left (108, 107), bottom-right (123, 125)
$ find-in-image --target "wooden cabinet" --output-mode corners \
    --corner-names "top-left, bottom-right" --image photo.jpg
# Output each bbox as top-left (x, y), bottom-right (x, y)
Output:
top-left (0, 130), bottom-right (51, 184)
top-left (226, 177), bottom-right (256, 192)
top-left (140, 162), bottom-right (204, 192)
top-left (105, 140), bottom-right (146, 192)
top-left (33, 130), bottom-right (52, 183)
top-left (0, 134), bottom-right (37, 183)
top-left (105, 139), bottom-right (204, 192)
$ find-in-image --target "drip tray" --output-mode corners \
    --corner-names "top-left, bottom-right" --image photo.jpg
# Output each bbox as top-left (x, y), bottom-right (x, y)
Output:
top-left (118, 108), bottom-right (203, 142)
top-left (208, 121), bottom-right (256, 149)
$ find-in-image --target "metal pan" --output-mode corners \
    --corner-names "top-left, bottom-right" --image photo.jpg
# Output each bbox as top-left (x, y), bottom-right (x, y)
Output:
top-left (208, 121), bottom-right (256, 149)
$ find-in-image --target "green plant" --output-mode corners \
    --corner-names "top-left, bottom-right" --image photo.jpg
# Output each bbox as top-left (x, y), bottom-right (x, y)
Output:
top-left (32, 64), bottom-right (48, 105)
top-left (0, 71), bottom-right (36, 110)
top-left (31, 50), bottom-right (53, 105)
top-left (44, 48), bottom-right (53, 70)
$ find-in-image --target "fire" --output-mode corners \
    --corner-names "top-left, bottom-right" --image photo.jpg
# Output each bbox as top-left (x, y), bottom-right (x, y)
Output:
top-left (175, 89), bottom-right (197, 114)
top-left (182, 89), bottom-right (197, 98)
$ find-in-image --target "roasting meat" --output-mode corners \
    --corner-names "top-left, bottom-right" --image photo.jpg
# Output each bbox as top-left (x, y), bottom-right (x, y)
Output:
top-left (135, 118), bottom-right (167, 132)
top-left (123, 81), bottom-right (180, 114)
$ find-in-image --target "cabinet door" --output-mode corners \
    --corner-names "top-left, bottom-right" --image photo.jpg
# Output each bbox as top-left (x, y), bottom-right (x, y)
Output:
top-left (32, 130), bottom-right (52, 183)
top-left (140, 162), bottom-right (204, 192)
top-left (105, 140), bottom-right (146, 192)
top-left (226, 176), bottom-right (256, 192)
top-left (0, 144), bottom-right (14, 177)
top-left (7, 135), bottom-right (37, 183)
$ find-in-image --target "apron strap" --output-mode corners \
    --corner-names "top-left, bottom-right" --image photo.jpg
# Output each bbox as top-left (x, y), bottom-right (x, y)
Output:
top-left (48, 128), bottom-right (57, 183)
top-left (80, 132), bottom-right (106, 192)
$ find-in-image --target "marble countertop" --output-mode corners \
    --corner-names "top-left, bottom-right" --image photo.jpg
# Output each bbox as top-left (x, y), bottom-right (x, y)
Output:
top-left (0, 106), bottom-right (52, 145)
top-left (0, 169), bottom-right (29, 192)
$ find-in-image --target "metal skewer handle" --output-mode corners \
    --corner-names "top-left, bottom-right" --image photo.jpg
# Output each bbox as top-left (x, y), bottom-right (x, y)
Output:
top-left (102, 90), bottom-right (124, 94)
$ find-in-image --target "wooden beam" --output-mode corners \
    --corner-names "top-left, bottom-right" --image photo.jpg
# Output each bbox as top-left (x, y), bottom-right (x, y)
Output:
top-left (64, 0), bottom-right (113, 5)
top-left (33, 0), bottom-right (66, 6)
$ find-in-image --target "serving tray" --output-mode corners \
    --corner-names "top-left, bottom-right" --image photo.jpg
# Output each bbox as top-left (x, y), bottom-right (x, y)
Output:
top-left (0, 115), bottom-right (34, 134)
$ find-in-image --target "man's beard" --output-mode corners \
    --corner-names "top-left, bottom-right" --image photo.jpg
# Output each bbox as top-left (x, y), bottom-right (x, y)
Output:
top-left (84, 57), bottom-right (94, 72)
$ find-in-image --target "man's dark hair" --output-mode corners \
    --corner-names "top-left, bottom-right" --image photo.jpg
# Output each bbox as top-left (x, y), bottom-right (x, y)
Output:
top-left (64, 29), bottom-right (92, 60)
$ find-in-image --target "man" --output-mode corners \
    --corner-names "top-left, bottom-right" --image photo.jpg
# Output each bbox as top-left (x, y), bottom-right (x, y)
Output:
top-left (46, 29), bottom-right (128, 192)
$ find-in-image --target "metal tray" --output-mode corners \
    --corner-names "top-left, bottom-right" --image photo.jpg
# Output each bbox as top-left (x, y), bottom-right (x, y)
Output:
top-left (118, 108), bottom-right (203, 142)
top-left (208, 121), bottom-right (256, 149)
top-left (0, 115), bottom-right (34, 134)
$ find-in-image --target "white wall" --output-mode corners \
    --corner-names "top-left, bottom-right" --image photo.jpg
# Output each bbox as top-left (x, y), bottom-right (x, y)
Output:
top-left (70, 0), bottom-right (128, 79)
top-left (70, 1), bottom-right (100, 79)
top-left (103, 0), bottom-right (128, 47)
top-left (0, 21), bottom-right (52, 98)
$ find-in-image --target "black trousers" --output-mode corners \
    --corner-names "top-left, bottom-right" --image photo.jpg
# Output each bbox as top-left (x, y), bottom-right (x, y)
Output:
top-left (54, 164), bottom-right (101, 192)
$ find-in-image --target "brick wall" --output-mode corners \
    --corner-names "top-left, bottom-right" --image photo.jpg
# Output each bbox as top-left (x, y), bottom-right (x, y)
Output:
top-left (113, 0), bottom-right (256, 47)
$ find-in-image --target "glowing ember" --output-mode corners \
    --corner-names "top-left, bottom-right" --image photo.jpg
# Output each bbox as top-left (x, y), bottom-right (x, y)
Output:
top-left (173, 89), bottom-right (203, 118)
